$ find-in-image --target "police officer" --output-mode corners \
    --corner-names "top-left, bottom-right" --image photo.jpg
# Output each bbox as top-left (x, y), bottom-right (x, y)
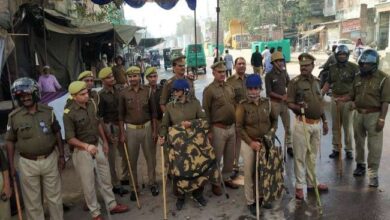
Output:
top-left (322, 45), bottom-right (359, 160)
top-left (118, 66), bottom-right (159, 200)
top-left (0, 148), bottom-right (11, 220)
top-left (98, 67), bottom-right (129, 196)
top-left (6, 77), bottom-right (65, 220)
top-left (235, 74), bottom-right (277, 216)
top-left (202, 61), bottom-right (239, 196)
top-left (160, 55), bottom-right (195, 112)
top-left (78, 70), bottom-right (100, 105)
top-left (287, 53), bottom-right (329, 200)
top-left (63, 81), bottom-right (129, 220)
top-left (226, 57), bottom-right (248, 179)
top-left (348, 49), bottom-right (390, 187)
top-left (159, 79), bottom-right (217, 210)
top-left (145, 67), bottom-right (164, 125)
top-left (265, 51), bottom-right (293, 157)
top-left (112, 55), bottom-right (128, 89)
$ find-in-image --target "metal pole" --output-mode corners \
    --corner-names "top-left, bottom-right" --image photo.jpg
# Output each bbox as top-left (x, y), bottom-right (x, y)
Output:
top-left (216, 0), bottom-right (220, 60)
top-left (41, 0), bottom-right (48, 64)
top-left (194, 8), bottom-right (198, 74)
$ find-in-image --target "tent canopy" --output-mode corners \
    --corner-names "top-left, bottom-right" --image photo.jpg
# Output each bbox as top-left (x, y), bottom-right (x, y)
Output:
top-left (138, 37), bottom-right (165, 48)
top-left (300, 26), bottom-right (326, 38)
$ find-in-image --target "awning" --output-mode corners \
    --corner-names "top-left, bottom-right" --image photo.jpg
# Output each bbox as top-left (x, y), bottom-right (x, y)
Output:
top-left (44, 19), bottom-right (143, 44)
top-left (138, 38), bottom-right (165, 48)
top-left (300, 26), bottom-right (326, 38)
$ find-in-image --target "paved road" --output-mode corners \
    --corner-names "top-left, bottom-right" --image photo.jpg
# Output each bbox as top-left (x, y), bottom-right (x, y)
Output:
top-left (12, 51), bottom-right (390, 220)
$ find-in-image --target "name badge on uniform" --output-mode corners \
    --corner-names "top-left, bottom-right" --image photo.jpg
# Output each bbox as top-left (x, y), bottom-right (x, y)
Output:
top-left (39, 121), bottom-right (48, 134)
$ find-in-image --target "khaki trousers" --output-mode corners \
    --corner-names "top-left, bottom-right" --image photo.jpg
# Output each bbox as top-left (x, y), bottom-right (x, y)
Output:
top-left (241, 140), bottom-right (260, 205)
top-left (0, 172), bottom-right (11, 220)
top-left (104, 123), bottom-right (125, 186)
top-left (72, 141), bottom-right (116, 218)
top-left (293, 120), bottom-right (321, 189)
top-left (125, 121), bottom-right (156, 189)
top-left (19, 151), bottom-right (63, 220)
top-left (331, 99), bottom-right (354, 152)
top-left (271, 101), bottom-right (292, 145)
top-left (253, 66), bottom-right (263, 75)
top-left (353, 112), bottom-right (383, 178)
top-left (211, 125), bottom-right (236, 180)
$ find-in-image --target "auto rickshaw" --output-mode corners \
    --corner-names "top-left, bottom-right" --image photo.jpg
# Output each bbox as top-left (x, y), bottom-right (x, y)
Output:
top-left (185, 44), bottom-right (206, 75)
top-left (149, 49), bottom-right (161, 68)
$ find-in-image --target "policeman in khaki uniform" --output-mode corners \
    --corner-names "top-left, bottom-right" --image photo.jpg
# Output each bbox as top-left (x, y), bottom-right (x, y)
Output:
top-left (0, 149), bottom-right (11, 220)
top-left (322, 45), bottom-right (359, 160)
top-left (235, 74), bottom-right (277, 216)
top-left (287, 53), bottom-right (329, 200)
top-left (202, 61), bottom-right (239, 196)
top-left (65, 71), bottom-right (100, 109)
top-left (63, 81), bottom-right (128, 220)
top-left (265, 51), bottom-right (293, 156)
top-left (145, 67), bottom-right (164, 124)
top-left (160, 55), bottom-right (195, 112)
top-left (6, 77), bottom-right (65, 220)
top-left (347, 49), bottom-right (390, 187)
top-left (226, 57), bottom-right (248, 178)
top-left (118, 66), bottom-right (159, 200)
top-left (97, 67), bottom-right (129, 196)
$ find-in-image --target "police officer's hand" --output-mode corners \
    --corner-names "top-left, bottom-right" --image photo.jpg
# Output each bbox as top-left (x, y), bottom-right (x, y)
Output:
top-left (250, 141), bottom-right (262, 151)
top-left (207, 132), bottom-right (213, 142)
top-left (158, 136), bottom-right (165, 145)
top-left (323, 122), bottom-right (329, 135)
top-left (87, 144), bottom-right (98, 156)
top-left (103, 141), bottom-right (109, 155)
top-left (2, 182), bottom-right (12, 199)
top-left (181, 121), bottom-right (192, 129)
top-left (119, 133), bottom-right (126, 145)
top-left (58, 156), bottom-right (66, 171)
top-left (298, 102), bottom-right (308, 109)
top-left (376, 118), bottom-right (385, 132)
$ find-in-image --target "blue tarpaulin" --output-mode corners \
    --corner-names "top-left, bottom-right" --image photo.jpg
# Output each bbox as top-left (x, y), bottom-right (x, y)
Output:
top-left (91, 0), bottom-right (196, 10)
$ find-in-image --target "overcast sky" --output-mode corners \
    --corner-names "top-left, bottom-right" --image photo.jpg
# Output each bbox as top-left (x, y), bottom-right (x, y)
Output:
top-left (123, 1), bottom-right (217, 37)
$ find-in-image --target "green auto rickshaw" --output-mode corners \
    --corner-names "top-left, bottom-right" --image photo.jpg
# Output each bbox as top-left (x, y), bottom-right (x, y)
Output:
top-left (185, 44), bottom-right (206, 75)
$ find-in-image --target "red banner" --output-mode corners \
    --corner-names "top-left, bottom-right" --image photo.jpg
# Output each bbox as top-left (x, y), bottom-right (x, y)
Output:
top-left (341, 19), bottom-right (360, 33)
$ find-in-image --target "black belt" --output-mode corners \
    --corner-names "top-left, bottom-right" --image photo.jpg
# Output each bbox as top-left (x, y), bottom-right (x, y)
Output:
top-left (20, 149), bottom-right (54, 161)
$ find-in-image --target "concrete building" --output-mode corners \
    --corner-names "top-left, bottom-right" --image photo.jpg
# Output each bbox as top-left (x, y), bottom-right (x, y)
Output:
top-left (375, 1), bottom-right (390, 50)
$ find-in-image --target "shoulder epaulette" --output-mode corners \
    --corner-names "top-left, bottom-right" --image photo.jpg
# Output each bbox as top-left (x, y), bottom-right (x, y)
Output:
top-left (64, 108), bottom-right (70, 114)
top-left (9, 107), bottom-right (23, 117)
top-left (291, 75), bottom-right (301, 83)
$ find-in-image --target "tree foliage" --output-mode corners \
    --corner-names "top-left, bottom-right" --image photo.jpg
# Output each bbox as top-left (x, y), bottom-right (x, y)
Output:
top-left (220, 0), bottom-right (310, 33)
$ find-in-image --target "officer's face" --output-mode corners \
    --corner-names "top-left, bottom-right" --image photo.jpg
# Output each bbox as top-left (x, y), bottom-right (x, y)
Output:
top-left (337, 53), bottom-right (348, 63)
top-left (20, 93), bottom-right (34, 107)
top-left (146, 73), bottom-right (158, 86)
top-left (128, 74), bottom-right (140, 86)
top-left (247, 87), bottom-right (260, 98)
top-left (213, 68), bottom-right (226, 83)
top-left (73, 89), bottom-right (89, 104)
top-left (103, 74), bottom-right (115, 87)
top-left (173, 59), bottom-right (186, 76)
top-left (173, 89), bottom-right (184, 98)
top-left (300, 63), bottom-right (314, 75)
top-left (83, 77), bottom-right (95, 90)
top-left (235, 58), bottom-right (246, 75)
top-left (273, 60), bottom-right (285, 71)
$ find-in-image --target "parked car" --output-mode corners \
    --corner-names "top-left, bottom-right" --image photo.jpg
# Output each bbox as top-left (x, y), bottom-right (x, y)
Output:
top-left (327, 39), bottom-right (355, 52)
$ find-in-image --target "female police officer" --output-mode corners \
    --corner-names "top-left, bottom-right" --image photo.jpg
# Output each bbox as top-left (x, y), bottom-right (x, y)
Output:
top-left (235, 74), bottom-right (278, 216)
top-left (158, 79), bottom-right (219, 211)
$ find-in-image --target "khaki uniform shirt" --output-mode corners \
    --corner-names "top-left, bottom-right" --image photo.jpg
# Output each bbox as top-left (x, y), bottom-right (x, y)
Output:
top-left (98, 87), bottom-right (119, 123)
top-left (350, 70), bottom-right (390, 109)
top-left (202, 81), bottom-right (236, 125)
top-left (328, 62), bottom-right (359, 95)
top-left (63, 100), bottom-right (100, 145)
top-left (6, 104), bottom-right (60, 156)
top-left (159, 76), bottom-right (195, 105)
top-left (226, 74), bottom-right (247, 105)
top-left (118, 85), bottom-right (157, 124)
top-left (146, 84), bottom-right (164, 120)
top-left (287, 74), bottom-right (324, 120)
top-left (159, 99), bottom-right (207, 137)
top-left (265, 68), bottom-right (290, 97)
top-left (236, 98), bottom-right (277, 145)
top-left (112, 65), bottom-right (127, 85)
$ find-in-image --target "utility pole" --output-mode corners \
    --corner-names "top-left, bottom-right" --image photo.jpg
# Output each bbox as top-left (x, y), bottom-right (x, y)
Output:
top-left (216, 0), bottom-right (220, 60)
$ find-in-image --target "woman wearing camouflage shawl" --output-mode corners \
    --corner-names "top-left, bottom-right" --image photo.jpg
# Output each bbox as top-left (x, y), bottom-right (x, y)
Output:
top-left (158, 79), bottom-right (219, 211)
